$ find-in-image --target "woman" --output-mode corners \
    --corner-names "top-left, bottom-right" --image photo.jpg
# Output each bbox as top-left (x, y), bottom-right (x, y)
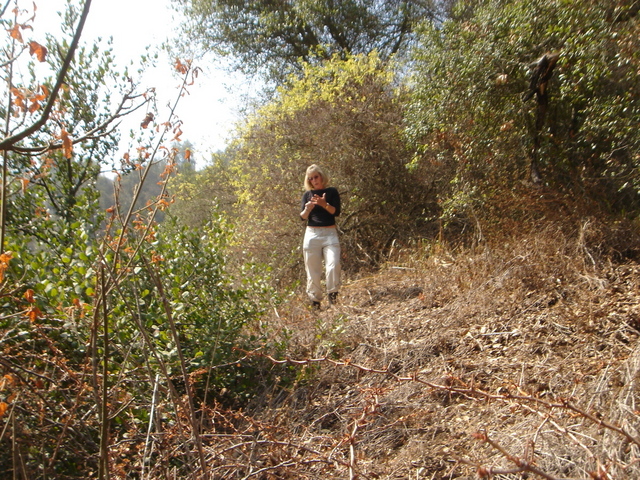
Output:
top-left (300, 164), bottom-right (341, 309)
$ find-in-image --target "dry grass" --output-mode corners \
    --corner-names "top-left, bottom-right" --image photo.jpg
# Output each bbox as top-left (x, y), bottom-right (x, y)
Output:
top-left (236, 212), bottom-right (640, 479)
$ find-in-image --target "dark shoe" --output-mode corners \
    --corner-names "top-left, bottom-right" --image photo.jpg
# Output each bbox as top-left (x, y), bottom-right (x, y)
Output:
top-left (328, 292), bottom-right (338, 305)
top-left (310, 301), bottom-right (321, 310)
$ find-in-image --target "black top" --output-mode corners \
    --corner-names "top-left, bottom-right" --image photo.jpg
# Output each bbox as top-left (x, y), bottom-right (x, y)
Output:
top-left (301, 187), bottom-right (341, 227)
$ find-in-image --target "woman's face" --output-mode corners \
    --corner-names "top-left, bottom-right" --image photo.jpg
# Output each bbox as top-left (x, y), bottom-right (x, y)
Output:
top-left (308, 172), bottom-right (324, 190)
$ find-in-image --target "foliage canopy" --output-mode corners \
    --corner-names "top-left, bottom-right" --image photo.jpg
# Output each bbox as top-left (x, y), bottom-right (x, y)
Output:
top-left (406, 0), bottom-right (640, 220)
top-left (173, 0), bottom-right (449, 82)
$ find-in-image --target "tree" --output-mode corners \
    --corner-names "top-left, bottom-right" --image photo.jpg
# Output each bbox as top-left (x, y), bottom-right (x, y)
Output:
top-left (227, 53), bottom-right (435, 277)
top-left (173, 0), bottom-right (450, 82)
top-left (0, 5), bottom-right (209, 477)
top-left (406, 0), bottom-right (640, 221)
top-left (0, 0), bottom-right (150, 252)
top-left (7, 26), bottom-right (125, 246)
top-left (167, 148), bottom-right (238, 228)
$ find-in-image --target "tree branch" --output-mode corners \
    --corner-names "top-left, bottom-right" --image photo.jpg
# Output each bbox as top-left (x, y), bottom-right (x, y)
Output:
top-left (0, 0), bottom-right (94, 151)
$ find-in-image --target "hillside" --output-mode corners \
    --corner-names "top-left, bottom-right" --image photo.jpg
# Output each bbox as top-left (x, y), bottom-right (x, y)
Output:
top-left (3, 200), bottom-right (640, 480)
top-left (230, 227), bottom-right (640, 479)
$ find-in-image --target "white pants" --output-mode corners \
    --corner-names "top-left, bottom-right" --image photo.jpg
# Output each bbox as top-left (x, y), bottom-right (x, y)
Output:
top-left (303, 227), bottom-right (341, 303)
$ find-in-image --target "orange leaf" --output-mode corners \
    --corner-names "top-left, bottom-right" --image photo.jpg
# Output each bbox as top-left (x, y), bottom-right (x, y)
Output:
top-left (34, 207), bottom-right (48, 218)
top-left (0, 402), bottom-right (8, 420)
top-left (60, 129), bottom-right (73, 158)
top-left (38, 84), bottom-right (50, 99)
top-left (13, 99), bottom-right (25, 113)
top-left (29, 85), bottom-right (49, 113)
top-left (140, 112), bottom-right (154, 129)
top-left (9, 24), bottom-right (23, 42)
top-left (0, 252), bottom-right (11, 283)
top-left (28, 99), bottom-right (40, 113)
top-left (184, 149), bottom-right (191, 161)
top-left (43, 156), bottom-right (55, 170)
top-left (29, 41), bottom-right (47, 62)
top-left (11, 87), bottom-right (27, 112)
top-left (174, 58), bottom-right (189, 74)
top-left (24, 289), bottom-right (35, 303)
top-left (10, 87), bottom-right (25, 101)
top-left (26, 306), bottom-right (42, 322)
top-left (1, 373), bottom-right (16, 389)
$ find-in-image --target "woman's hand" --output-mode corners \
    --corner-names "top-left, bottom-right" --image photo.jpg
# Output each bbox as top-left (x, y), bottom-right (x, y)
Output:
top-left (311, 193), bottom-right (334, 214)
top-left (311, 193), bottom-right (328, 208)
top-left (301, 200), bottom-right (314, 219)
top-left (302, 194), bottom-right (333, 219)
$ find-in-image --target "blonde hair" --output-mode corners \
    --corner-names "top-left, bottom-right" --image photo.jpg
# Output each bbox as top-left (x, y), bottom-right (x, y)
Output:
top-left (304, 164), bottom-right (330, 191)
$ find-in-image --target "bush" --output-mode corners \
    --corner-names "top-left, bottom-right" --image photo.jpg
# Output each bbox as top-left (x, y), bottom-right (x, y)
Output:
top-left (407, 0), bottom-right (640, 225)
top-left (229, 53), bottom-right (438, 280)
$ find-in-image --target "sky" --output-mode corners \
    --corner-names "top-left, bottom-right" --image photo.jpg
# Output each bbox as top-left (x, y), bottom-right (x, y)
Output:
top-left (31, 0), bottom-right (255, 168)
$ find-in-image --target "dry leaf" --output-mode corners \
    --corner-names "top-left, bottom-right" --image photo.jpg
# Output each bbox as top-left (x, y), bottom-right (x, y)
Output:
top-left (174, 58), bottom-right (189, 74)
top-left (9, 24), bottom-right (23, 42)
top-left (60, 129), bottom-right (73, 158)
top-left (0, 251), bottom-right (11, 283)
top-left (29, 41), bottom-right (47, 62)
top-left (24, 288), bottom-right (35, 303)
top-left (27, 306), bottom-right (42, 322)
top-left (141, 112), bottom-right (154, 129)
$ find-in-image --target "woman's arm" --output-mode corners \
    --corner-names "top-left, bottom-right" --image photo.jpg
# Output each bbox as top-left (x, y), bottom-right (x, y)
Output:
top-left (301, 192), bottom-right (313, 220)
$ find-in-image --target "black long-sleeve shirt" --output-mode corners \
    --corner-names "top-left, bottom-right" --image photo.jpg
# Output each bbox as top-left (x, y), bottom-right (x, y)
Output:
top-left (301, 187), bottom-right (341, 226)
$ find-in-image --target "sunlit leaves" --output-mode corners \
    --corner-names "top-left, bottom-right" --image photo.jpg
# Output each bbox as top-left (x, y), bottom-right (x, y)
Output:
top-left (229, 51), bottom-right (426, 271)
top-left (261, 51), bottom-right (394, 123)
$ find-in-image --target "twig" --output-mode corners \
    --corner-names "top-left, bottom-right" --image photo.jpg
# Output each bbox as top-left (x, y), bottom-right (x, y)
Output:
top-left (459, 430), bottom-right (560, 480)
top-left (141, 373), bottom-right (160, 480)
top-left (98, 264), bottom-right (110, 480)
